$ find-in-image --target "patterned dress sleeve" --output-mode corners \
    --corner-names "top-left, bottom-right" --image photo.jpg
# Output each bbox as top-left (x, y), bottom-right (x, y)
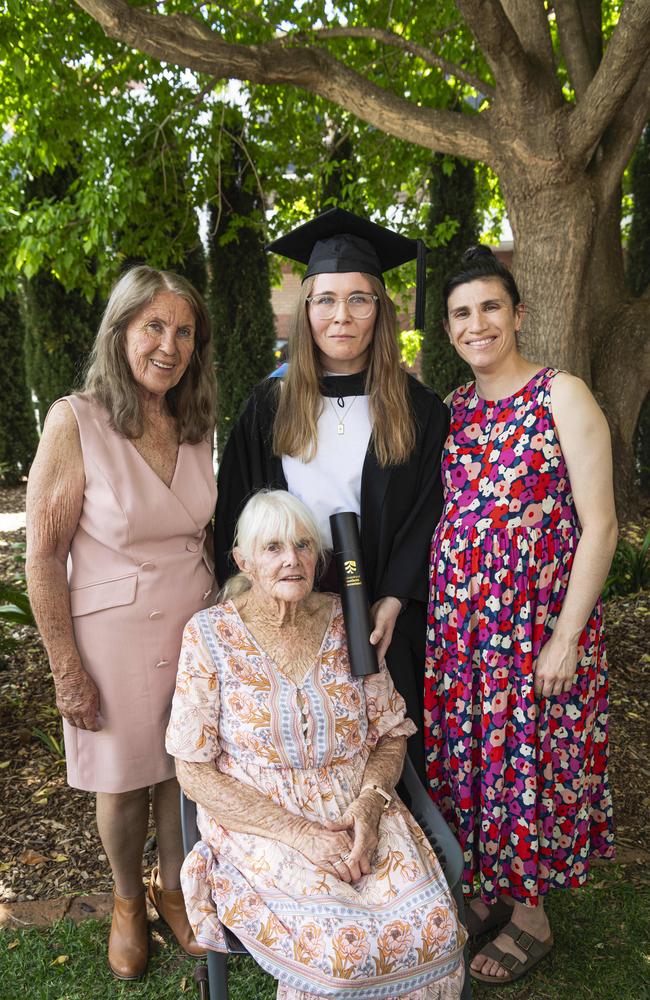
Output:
top-left (165, 615), bottom-right (221, 763)
top-left (363, 662), bottom-right (417, 748)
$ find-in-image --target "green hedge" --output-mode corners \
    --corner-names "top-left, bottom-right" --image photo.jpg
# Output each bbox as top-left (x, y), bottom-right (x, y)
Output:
top-left (0, 294), bottom-right (38, 482)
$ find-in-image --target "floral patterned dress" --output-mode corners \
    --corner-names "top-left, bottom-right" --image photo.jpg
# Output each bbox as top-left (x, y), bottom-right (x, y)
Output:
top-left (424, 368), bottom-right (614, 907)
top-left (167, 598), bottom-right (466, 1000)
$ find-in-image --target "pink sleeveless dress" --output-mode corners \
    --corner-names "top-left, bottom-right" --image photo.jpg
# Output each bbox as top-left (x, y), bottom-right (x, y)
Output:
top-left (61, 395), bottom-right (216, 793)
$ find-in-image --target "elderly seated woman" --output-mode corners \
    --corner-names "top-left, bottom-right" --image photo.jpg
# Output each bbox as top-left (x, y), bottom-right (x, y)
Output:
top-left (166, 490), bottom-right (466, 1000)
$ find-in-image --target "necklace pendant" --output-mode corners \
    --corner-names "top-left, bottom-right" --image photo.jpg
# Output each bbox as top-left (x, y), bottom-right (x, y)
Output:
top-left (337, 422), bottom-right (345, 435)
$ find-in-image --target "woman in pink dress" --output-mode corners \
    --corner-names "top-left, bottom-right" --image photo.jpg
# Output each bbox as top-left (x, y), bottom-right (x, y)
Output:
top-left (168, 490), bottom-right (466, 1000)
top-left (424, 247), bottom-right (617, 984)
top-left (26, 266), bottom-right (216, 979)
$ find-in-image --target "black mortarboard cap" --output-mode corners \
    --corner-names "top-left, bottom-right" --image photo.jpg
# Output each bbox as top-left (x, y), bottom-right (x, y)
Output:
top-left (267, 208), bottom-right (427, 330)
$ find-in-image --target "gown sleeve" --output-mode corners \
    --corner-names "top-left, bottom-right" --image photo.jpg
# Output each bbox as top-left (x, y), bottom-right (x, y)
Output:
top-left (166, 616), bottom-right (221, 764)
top-left (214, 380), bottom-right (285, 585)
top-left (377, 392), bottom-right (450, 604)
top-left (364, 662), bottom-right (418, 747)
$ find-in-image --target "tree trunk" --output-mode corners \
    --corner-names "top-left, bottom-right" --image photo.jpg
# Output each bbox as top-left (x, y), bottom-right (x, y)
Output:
top-left (593, 290), bottom-right (650, 517)
top-left (501, 174), bottom-right (597, 377)
top-left (500, 169), bottom-right (650, 516)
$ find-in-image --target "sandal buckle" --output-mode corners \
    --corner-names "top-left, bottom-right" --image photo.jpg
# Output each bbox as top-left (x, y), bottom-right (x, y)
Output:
top-left (501, 952), bottom-right (520, 971)
top-left (515, 930), bottom-right (534, 951)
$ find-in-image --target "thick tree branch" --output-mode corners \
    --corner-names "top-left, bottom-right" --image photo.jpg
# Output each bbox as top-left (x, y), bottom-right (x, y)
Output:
top-left (74, 0), bottom-right (493, 162)
top-left (555, 1), bottom-right (597, 98)
top-left (500, 0), bottom-right (556, 80)
top-left (579, 0), bottom-right (605, 76)
top-left (301, 25), bottom-right (494, 97)
top-left (567, 0), bottom-right (650, 163)
top-left (454, 0), bottom-right (535, 94)
top-left (592, 59), bottom-right (650, 206)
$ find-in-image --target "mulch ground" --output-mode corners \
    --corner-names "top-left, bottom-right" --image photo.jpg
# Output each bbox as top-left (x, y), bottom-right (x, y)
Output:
top-left (1, 484), bottom-right (648, 907)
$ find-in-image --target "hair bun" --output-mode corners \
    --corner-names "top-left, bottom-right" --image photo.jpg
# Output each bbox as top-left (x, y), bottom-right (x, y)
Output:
top-left (462, 245), bottom-right (494, 262)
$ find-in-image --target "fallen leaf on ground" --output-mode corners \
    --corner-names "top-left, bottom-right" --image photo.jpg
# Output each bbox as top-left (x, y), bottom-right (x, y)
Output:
top-left (18, 849), bottom-right (49, 865)
top-left (50, 955), bottom-right (69, 966)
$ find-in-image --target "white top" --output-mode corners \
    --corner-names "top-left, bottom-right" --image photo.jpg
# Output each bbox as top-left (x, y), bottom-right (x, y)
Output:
top-left (282, 394), bottom-right (372, 548)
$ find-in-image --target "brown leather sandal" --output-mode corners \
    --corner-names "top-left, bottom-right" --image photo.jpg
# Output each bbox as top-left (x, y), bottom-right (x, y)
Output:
top-left (471, 921), bottom-right (554, 984)
top-left (465, 896), bottom-right (512, 938)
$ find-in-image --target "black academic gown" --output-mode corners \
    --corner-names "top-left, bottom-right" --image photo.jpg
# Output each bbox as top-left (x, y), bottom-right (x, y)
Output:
top-left (214, 371), bottom-right (450, 781)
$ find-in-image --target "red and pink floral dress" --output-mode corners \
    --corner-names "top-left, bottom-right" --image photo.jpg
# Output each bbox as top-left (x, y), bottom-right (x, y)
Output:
top-left (424, 367), bottom-right (614, 907)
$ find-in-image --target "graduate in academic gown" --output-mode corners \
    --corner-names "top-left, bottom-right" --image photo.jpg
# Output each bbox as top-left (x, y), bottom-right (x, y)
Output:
top-left (214, 209), bottom-right (449, 781)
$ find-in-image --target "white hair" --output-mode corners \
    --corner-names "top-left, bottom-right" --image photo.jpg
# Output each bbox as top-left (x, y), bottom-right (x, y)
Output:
top-left (220, 490), bottom-right (326, 601)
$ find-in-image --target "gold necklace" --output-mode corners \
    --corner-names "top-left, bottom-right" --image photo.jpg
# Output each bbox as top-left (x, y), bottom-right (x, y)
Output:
top-left (326, 394), bottom-right (359, 435)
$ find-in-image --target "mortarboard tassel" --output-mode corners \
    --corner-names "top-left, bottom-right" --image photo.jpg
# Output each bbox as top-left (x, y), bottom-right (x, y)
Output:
top-left (415, 239), bottom-right (427, 332)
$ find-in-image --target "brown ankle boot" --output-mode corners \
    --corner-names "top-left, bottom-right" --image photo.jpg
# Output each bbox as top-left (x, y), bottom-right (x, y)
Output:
top-left (108, 889), bottom-right (148, 979)
top-left (147, 865), bottom-right (206, 957)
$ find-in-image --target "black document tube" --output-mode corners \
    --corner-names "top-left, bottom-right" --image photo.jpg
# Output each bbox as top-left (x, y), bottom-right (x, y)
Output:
top-left (329, 511), bottom-right (378, 677)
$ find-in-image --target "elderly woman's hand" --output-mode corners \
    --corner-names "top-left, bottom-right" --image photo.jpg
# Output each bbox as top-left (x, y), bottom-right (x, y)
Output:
top-left (291, 819), bottom-right (354, 879)
top-left (55, 663), bottom-right (102, 731)
top-left (324, 791), bottom-right (384, 883)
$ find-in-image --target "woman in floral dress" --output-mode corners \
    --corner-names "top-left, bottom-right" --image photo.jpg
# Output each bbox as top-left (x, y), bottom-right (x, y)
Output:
top-left (168, 490), bottom-right (466, 999)
top-left (424, 247), bottom-right (617, 985)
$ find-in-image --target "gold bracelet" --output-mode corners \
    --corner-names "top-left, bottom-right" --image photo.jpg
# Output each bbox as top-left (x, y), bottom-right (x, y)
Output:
top-left (360, 783), bottom-right (392, 810)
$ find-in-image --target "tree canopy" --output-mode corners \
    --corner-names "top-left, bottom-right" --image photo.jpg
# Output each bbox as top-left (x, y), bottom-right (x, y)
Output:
top-left (1, 1), bottom-right (648, 506)
top-left (0, 0), bottom-right (509, 301)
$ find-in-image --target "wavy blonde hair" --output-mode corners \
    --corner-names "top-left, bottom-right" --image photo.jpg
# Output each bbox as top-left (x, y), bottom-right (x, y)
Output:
top-left (221, 490), bottom-right (326, 601)
top-left (273, 274), bottom-right (415, 467)
top-left (82, 266), bottom-right (216, 443)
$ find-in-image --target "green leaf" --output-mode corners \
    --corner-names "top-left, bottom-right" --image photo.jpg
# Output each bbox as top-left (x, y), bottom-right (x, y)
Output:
top-left (12, 55), bottom-right (26, 81)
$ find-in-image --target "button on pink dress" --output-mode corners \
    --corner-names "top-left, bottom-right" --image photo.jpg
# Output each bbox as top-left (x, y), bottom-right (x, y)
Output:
top-left (61, 395), bottom-right (216, 793)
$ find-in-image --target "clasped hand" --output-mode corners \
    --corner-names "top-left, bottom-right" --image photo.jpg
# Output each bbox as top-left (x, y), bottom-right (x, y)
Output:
top-left (293, 795), bottom-right (383, 884)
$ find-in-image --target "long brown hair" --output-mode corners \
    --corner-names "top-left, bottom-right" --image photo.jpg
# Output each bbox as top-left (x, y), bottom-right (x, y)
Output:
top-left (273, 274), bottom-right (415, 467)
top-left (82, 266), bottom-right (216, 443)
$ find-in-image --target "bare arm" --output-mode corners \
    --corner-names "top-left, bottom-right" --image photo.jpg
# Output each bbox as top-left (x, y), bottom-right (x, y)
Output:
top-left (25, 400), bottom-right (100, 730)
top-left (326, 734), bottom-right (407, 882)
top-left (360, 732), bottom-right (407, 797)
top-left (533, 374), bottom-right (618, 697)
top-left (178, 734), bottom-right (404, 886)
top-left (176, 758), bottom-right (353, 873)
top-left (176, 758), bottom-right (309, 845)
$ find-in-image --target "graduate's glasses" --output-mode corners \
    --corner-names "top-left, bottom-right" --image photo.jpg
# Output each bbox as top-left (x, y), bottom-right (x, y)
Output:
top-left (306, 293), bottom-right (379, 320)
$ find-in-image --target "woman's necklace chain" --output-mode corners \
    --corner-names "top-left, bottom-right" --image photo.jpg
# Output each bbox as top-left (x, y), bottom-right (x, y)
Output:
top-left (326, 394), bottom-right (359, 435)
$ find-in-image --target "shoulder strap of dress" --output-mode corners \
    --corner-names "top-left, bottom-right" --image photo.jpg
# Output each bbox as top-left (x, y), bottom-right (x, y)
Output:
top-left (47, 393), bottom-right (77, 421)
top-left (449, 381), bottom-right (474, 406)
top-left (537, 366), bottom-right (561, 390)
top-left (55, 393), bottom-right (104, 421)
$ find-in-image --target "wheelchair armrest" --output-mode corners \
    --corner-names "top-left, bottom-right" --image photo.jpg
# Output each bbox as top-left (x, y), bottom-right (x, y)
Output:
top-left (180, 787), bottom-right (200, 856)
top-left (400, 756), bottom-right (465, 892)
top-left (179, 788), bottom-right (248, 955)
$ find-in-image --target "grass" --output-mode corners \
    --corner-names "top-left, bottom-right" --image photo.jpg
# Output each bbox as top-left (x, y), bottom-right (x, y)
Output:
top-left (471, 863), bottom-right (650, 1000)
top-left (0, 865), bottom-right (648, 1000)
top-left (0, 916), bottom-right (275, 1000)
